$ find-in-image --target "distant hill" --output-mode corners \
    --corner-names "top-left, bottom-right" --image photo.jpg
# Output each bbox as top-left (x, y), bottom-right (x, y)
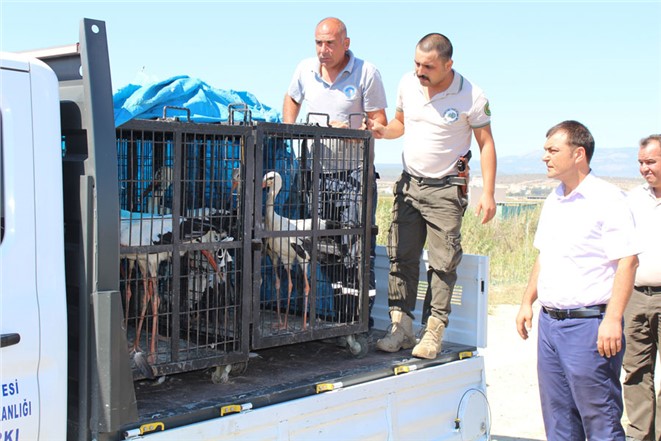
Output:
top-left (377, 147), bottom-right (641, 179)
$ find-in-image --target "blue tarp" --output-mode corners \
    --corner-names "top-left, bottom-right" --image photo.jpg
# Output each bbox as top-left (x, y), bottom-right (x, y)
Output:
top-left (113, 75), bottom-right (281, 127)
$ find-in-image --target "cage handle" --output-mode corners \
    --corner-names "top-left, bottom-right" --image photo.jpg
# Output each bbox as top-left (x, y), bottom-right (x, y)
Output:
top-left (305, 112), bottom-right (330, 127)
top-left (348, 112), bottom-right (368, 129)
top-left (162, 106), bottom-right (191, 121)
top-left (228, 103), bottom-right (253, 125)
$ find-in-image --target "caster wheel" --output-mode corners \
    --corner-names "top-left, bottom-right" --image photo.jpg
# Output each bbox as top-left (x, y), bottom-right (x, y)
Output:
top-left (348, 333), bottom-right (369, 359)
top-left (211, 365), bottom-right (232, 384)
top-left (231, 361), bottom-right (248, 375)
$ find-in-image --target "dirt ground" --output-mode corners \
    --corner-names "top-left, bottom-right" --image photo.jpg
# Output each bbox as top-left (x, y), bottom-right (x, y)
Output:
top-left (484, 304), bottom-right (546, 440)
top-left (485, 304), bottom-right (661, 441)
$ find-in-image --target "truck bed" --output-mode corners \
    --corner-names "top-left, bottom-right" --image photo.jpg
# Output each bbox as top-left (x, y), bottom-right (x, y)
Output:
top-left (132, 331), bottom-right (476, 425)
top-left (126, 247), bottom-right (487, 435)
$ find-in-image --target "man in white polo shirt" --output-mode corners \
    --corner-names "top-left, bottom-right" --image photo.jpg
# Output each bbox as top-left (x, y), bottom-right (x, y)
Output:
top-left (623, 134), bottom-right (661, 441)
top-left (283, 17), bottom-right (388, 328)
top-left (516, 121), bottom-right (639, 440)
top-left (369, 33), bottom-right (497, 359)
top-left (283, 17), bottom-right (387, 129)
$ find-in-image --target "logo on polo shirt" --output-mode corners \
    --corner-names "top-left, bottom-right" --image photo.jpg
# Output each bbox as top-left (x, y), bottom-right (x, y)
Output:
top-left (484, 101), bottom-right (491, 116)
top-left (343, 85), bottom-right (357, 99)
top-left (443, 108), bottom-right (459, 123)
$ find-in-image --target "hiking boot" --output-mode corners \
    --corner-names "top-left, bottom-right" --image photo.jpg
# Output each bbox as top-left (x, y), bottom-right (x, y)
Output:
top-left (412, 316), bottom-right (445, 359)
top-left (376, 310), bottom-right (415, 352)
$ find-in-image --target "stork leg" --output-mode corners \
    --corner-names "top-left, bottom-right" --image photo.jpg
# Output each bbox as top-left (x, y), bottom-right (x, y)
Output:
top-left (148, 277), bottom-right (159, 364)
top-left (274, 267), bottom-right (283, 328)
top-left (121, 258), bottom-right (133, 329)
top-left (283, 266), bottom-right (294, 330)
top-left (266, 247), bottom-right (286, 330)
top-left (302, 264), bottom-right (310, 330)
top-left (133, 273), bottom-right (151, 353)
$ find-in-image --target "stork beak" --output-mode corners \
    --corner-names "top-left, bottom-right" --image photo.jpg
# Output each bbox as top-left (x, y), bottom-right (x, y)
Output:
top-left (201, 249), bottom-right (219, 273)
top-left (144, 182), bottom-right (155, 195)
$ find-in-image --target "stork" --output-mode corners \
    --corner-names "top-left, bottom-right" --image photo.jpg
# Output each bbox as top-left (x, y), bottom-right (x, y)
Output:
top-left (144, 166), bottom-right (174, 214)
top-left (262, 171), bottom-right (317, 330)
top-left (121, 212), bottom-right (221, 364)
top-left (186, 235), bottom-right (234, 312)
top-left (230, 167), bottom-right (241, 210)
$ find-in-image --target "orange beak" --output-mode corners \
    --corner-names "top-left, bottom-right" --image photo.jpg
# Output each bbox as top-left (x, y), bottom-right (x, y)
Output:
top-left (200, 249), bottom-right (219, 273)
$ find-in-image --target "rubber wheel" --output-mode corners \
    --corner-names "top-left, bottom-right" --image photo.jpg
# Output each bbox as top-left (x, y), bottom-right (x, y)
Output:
top-left (210, 361), bottom-right (249, 384)
top-left (231, 361), bottom-right (248, 375)
top-left (349, 334), bottom-right (369, 359)
top-left (211, 365), bottom-right (231, 384)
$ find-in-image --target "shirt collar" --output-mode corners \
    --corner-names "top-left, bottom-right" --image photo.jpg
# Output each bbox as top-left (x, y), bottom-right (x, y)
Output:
top-left (642, 183), bottom-right (659, 199)
top-left (313, 50), bottom-right (355, 82)
top-left (417, 70), bottom-right (463, 100)
top-left (554, 171), bottom-right (596, 201)
top-left (446, 70), bottom-right (463, 95)
top-left (343, 50), bottom-right (356, 74)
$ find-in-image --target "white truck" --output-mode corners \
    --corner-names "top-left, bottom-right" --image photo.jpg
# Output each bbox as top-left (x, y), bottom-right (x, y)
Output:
top-left (0, 18), bottom-right (490, 441)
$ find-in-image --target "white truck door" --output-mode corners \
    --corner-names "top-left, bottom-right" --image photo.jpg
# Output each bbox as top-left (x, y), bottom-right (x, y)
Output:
top-left (373, 247), bottom-right (489, 348)
top-left (1, 54), bottom-right (66, 441)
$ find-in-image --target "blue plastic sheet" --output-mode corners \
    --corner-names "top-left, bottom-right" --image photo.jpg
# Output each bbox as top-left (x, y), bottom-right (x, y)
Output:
top-left (113, 75), bottom-right (281, 127)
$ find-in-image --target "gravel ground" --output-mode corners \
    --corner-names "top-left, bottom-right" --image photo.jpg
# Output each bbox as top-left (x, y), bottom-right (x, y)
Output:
top-left (485, 304), bottom-right (661, 441)
top-left (484, 304), bottom-right (546, 441)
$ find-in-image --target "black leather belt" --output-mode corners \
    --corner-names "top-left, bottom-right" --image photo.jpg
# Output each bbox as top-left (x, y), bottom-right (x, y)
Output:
top-left (403, 172), bottom-right (466, 187)
top-left (542, 304), bottom-right (607, 320)
top-left (635, 285), bottom-right (661, 296)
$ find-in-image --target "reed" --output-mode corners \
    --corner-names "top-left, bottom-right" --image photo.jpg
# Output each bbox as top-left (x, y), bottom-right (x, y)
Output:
top-left (375, 195), bottom-right (541, 304)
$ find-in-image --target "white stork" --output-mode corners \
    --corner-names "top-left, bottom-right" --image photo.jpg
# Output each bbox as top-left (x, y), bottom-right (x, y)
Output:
top-left (262, 171), bottom-right (318, 330)
top-left (120, 212), bottom-right (221, 364)
top-left (144, 166), bottom-right (174, 215)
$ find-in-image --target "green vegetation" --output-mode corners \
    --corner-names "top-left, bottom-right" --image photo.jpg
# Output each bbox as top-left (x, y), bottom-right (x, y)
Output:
top-left (375, 195), bottom-right (542, 304)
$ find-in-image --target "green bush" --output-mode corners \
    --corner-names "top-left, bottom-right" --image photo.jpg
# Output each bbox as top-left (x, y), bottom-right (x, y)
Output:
top-left (375, 195), bottom-right (541, 304)
top-left (375, 195), bottom-right (394, 247)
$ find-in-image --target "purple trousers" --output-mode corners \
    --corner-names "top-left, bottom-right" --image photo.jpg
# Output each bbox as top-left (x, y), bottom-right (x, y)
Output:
top-left (538, 310), bottom-right (625, 440)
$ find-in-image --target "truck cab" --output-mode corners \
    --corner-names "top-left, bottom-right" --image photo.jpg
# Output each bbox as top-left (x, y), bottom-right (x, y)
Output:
top-left (1, 51), bottom-right (68, 440)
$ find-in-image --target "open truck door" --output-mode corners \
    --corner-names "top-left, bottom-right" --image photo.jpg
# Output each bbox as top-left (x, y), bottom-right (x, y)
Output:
top-left (0, 53), bottom-right (67, 441)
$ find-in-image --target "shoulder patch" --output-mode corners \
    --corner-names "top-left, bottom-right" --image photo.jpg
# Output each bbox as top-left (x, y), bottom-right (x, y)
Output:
top-left (484, 101), bottom-right (491, 117)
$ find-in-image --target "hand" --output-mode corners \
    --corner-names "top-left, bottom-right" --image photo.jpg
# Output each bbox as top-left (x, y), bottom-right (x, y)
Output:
top-left (476, 193), bottom-right (497, 224)
top-left (516, 304), bottom-right (534, 340)
top-left (329, 120), bottom-right (349, 129)
top-left (367, 119), bottom-right (386, 139)
top-left (597, 316), bottom-right (623, 358)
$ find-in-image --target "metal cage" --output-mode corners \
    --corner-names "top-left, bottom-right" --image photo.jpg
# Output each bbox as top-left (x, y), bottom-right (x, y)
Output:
top-left (115, 117), bottom-right (374, 378)
top-left (252, 123), bottom-right (374, 349)
top-left (116, 119), bottom-right (253, 379)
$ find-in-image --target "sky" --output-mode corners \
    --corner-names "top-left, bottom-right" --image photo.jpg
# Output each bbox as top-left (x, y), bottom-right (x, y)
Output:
top-left (1, 0), bottom-right (660, 167)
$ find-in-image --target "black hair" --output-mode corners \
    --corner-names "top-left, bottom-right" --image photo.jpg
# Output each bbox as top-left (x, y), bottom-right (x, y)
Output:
top-left (546, 120), bottom-right (595, 163)
top-left (417, 33), bottom-right (453, 60)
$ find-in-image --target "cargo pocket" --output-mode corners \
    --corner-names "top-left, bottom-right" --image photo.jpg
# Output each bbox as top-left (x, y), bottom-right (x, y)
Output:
top-left (430, 231), bottom-right (463, 274)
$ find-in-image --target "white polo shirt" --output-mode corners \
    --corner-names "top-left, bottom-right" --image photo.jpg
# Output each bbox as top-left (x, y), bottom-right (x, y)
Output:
top-left (628, 184), bottom-right (661, 286)
top-left (534, 173), bottom-right (639, 309)
top-left (396, 70), bottom-right (491, 178)
top-left (287, 50), bottom-right (387, 128)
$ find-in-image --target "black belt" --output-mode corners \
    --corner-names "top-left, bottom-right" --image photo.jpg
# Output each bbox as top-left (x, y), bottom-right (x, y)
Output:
top-left (542, 304), bottom-right (607, 320)
top-left (635, 285), bottom-right (661, 296)
top-left (403, 172), bottom-right (466, 187)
